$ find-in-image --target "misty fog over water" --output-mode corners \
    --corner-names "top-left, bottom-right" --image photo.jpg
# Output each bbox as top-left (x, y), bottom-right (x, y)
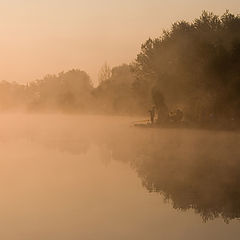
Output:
top-left (0, 0), bottom-right (239, 237)
top-left (1, 114), bottom-right (240, 240)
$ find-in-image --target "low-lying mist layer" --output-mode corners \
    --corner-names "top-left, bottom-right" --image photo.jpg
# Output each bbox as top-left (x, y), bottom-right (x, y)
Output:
top-left (2, 114), bottom-right (240, 223)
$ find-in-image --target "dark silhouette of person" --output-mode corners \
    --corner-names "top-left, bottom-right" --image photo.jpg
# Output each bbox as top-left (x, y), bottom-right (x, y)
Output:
top-left (149, 105), bottom-right (156, 124)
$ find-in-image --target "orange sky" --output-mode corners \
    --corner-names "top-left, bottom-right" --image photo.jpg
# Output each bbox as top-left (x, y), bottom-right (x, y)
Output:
top-left (0, 0), bottom-right (239, 85)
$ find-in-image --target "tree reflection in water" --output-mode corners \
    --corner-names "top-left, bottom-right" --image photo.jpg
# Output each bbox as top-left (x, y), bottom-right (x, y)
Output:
top-left (83, 127), bottom-right (240, 223)
top-left (35, 122), bottom-right (240, 223)
top-left (127, 130), bottom-right (240, 223)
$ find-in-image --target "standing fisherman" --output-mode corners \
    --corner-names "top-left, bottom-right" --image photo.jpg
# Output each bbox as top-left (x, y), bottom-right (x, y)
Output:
top-left (149, 105), bottom-right (156, 124)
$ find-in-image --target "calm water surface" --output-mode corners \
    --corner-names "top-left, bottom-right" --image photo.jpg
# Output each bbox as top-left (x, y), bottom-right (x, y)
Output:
top-left (0, 114), bottom-right (240, 240)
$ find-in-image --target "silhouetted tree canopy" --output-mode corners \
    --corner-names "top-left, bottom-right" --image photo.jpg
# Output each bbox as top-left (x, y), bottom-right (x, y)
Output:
top-left (133, 11), bottom-right (240, 125)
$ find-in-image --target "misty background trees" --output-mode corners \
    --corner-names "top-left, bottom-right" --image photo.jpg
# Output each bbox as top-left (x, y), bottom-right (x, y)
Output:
top-left (93, 64), bottom-right (142, 114)
top-left (1, 11), bottom-right (240, 125)
top-left (26, 70), bottom-right (93, 112)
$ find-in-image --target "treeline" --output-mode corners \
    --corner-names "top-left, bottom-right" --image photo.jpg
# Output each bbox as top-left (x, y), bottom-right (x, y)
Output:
top-left (0, 70), bottom-right (94, 113)
top-left (133, 10), bottom-right (240, 125)
top-left (1, 11), bottom-right (240, 123)
top-left (0, 66), bottom-right (142, 114)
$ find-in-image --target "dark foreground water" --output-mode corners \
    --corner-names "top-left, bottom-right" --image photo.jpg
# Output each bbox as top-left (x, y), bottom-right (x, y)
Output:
top-left (1, 114), bottom-right (240, 240)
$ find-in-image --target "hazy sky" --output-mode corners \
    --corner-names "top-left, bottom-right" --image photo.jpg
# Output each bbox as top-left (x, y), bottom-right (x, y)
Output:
top-left (0, 0), bottom-right (239, 84)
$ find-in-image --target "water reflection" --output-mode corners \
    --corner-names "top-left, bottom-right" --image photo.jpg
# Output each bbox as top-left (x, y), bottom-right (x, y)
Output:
top-left (3, 114), bottom-right (240, 224)
top-left (132, 140), bottom-right (240, 223)
top-left (109, 129), bottom-right (240, 223)
top-left (35, 121), bottom-right (240, 223)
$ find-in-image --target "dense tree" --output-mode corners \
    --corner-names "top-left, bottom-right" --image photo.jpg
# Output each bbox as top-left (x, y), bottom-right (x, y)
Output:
top-left (132, 11), bottom-right (240, 125)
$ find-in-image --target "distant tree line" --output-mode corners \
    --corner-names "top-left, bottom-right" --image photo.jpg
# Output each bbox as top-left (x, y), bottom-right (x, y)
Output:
top-left (0, 11), bottom-right (240, 124)
top-left (0, 66), bottom-right (141, 114)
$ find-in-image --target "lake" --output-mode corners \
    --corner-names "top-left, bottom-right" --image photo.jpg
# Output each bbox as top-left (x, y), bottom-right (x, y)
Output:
top-left (0, 114), bottom-right (240, 240)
